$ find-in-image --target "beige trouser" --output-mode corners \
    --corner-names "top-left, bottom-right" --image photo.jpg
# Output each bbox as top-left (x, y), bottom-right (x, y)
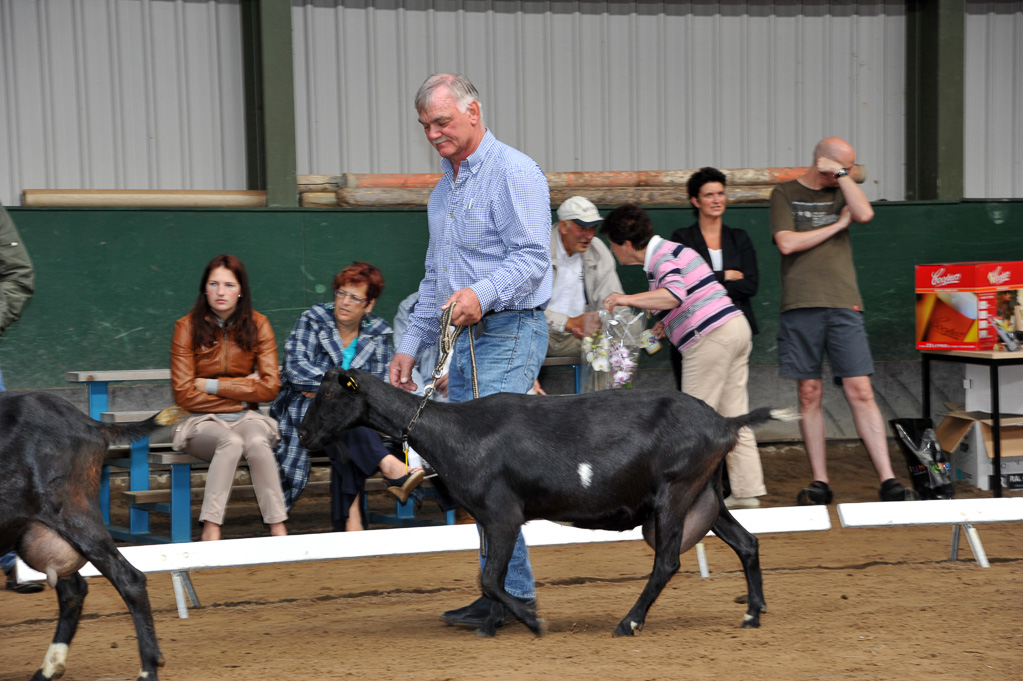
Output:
top-left (681, 315), bottom-right (766, 498)
top-left (186, 416), bottom-right (288, 525)
top-left (546, 329), bottom-right (582, 357)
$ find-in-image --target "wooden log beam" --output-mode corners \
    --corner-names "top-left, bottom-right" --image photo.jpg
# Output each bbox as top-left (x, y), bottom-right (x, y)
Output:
top-left (334, 184), bottom-right (776, 208)
top-left (327, 165), bottom-right (865, 193)
top-left (21, 189), bottom-right (266, 208)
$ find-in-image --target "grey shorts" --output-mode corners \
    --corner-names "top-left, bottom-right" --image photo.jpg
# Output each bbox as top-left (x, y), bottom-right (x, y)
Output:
top-left (778, 307), bottom-right (874, 381)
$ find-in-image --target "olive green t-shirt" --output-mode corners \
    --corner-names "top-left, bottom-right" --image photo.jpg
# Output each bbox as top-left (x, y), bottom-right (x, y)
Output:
top-left (769, 180), bottom-right (864, 313)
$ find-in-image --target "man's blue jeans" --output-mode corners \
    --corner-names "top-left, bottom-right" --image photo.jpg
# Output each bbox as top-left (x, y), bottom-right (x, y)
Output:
top-left (447, 309), bottom-right (547, 600)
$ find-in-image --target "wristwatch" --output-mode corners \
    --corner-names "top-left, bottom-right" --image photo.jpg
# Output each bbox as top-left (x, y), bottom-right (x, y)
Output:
top-left (834, 168), bottom-right (849, 179)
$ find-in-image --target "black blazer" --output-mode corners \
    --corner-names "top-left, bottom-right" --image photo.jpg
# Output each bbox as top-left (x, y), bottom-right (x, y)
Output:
top-left (669, 223), bottom-right (759, 335)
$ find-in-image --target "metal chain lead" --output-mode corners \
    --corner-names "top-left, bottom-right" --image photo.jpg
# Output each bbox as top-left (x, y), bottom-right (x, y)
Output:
top-left (400, 303), bottom-right (479, 447)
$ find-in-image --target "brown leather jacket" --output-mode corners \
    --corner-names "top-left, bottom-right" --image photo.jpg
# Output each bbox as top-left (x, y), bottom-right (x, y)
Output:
top-left (170, 311), bottom-right (281, 413)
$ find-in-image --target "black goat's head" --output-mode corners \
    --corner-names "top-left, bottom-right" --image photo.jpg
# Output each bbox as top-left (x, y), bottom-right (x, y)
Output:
top-left (297, 367), bottom-right (366, 451)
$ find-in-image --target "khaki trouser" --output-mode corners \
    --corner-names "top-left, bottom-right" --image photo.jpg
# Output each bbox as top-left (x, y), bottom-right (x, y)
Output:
top-left (184, 413), bottom-right (288, 526)
top-left (681, 315), bottom-right (767, 498)
top-left (546, 329), bottom-right (582, 357)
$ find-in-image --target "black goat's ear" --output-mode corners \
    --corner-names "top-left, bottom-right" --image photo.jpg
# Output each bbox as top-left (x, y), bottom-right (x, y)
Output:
top-left (338, 374), bottom-right (358, 392)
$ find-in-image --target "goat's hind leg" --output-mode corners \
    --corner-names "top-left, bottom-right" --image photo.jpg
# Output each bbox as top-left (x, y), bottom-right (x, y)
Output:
top-left (711, 509), bottom-right (765, 628)
top-left (31, 572), bottom-right (88, 681)
top-left (477, 524), bottom-right (542, 638)
top-left (68, 516), bottom-right (164, 680)
top-left (615, 511), bottom-right (685, 637)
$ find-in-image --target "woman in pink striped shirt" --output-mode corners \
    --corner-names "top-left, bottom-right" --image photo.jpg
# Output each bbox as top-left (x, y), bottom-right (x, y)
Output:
top-left (600, 204), bottom-right (766, 508)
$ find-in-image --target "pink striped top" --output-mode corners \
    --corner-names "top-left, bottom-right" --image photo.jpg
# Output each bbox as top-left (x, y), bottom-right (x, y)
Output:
top-left (645, 236), bottom-right (742, 351)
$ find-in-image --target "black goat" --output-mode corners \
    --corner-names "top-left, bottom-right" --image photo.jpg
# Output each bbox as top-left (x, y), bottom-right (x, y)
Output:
top-left (299, 367), bottom-right (797, 638)
top-left (0, 391), bottom-right (186, 681)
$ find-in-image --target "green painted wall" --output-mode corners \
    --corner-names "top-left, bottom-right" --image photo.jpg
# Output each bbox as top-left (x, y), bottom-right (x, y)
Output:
top-left (2, 200), bottom-right (1020, 389)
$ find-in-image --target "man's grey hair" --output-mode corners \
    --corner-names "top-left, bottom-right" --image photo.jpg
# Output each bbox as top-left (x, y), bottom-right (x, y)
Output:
top-left (415, 74), bottom-right (483, 124)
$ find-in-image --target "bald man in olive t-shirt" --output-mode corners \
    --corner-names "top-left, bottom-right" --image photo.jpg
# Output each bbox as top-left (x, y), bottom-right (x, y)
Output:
top-left (770, 136), bottom-right (917, 507)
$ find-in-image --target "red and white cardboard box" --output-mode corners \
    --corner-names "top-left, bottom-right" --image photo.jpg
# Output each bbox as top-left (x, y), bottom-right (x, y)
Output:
top-left (915, 261), bottom-right (1023, 351)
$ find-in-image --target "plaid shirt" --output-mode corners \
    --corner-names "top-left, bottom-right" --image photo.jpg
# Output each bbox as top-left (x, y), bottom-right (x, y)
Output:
top-left (397, 130), bottom-right (553, 360)
top-left (270, 304), bottom-right (393, 508)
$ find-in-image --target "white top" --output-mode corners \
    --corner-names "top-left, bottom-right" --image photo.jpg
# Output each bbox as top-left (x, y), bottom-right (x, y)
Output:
top-left (708, 248), bottom-right (723, 272)
top-left (548, 234), bottom-right (586, 328)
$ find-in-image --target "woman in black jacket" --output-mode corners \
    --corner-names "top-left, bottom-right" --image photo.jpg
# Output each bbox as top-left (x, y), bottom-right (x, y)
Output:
top-left (669, 166), bottom-right (764, 509)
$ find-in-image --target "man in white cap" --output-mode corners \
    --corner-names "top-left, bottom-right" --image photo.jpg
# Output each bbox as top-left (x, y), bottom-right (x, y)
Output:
top-left (544, 196), bottom-right (625, 357)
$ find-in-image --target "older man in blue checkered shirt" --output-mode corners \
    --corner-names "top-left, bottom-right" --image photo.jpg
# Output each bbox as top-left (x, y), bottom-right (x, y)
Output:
top-left (389, 73), bottom-right (552, 631)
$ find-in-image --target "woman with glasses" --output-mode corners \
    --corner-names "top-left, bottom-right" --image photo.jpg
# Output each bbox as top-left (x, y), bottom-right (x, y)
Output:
top-left (270, 261), bottom-right (424, 531)
top-left (170, 254), bottom-right (286, 541)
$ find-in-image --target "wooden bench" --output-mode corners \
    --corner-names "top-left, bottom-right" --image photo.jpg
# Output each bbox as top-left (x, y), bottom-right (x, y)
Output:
top-left (14, 506), bottom-right (831, 619)
top-left (68, 370), bottom-right (447, 542)
top-left (837, 498), bottom-right (1023, 568)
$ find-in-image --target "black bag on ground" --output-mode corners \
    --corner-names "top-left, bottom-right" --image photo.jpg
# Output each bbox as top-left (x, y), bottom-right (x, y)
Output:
top-left (888, 418), bottom-right (955, 500)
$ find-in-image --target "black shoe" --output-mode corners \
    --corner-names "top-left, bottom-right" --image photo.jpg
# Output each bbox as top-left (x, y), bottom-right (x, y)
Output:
top-left (5, 573), bottom-right (44, 594)
top-left (880, 479), bottom-right (921, 502)
top-left (796, 481), bottom-right (833, 506)
top-left (441, 595), bottom-right (536, 628)
top-left (382, 468), bottom-right (426, 505)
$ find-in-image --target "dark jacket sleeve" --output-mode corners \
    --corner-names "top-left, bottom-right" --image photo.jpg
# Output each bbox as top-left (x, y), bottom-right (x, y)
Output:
top-left (721, 227), bottom-right (759, 304)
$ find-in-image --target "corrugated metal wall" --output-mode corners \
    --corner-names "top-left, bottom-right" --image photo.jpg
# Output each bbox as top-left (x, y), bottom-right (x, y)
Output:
top-left (2, 1), bottom-right (1021, 205)
top-left (964, 1), bottom-right (1023, 199)
top-left (293, 1), bottom-right (907, 201)
top-left (0, 0), bottom-right (246, 205)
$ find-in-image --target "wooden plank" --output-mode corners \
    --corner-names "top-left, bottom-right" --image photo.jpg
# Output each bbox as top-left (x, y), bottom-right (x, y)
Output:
top-left (66, 369), bottom-right (171, 382)
top-left (541, 356), bottom-right (582, 367)
top-left (101, 411), bottom-right (161, 423)
top-left (15, 509), bottom-right (830, 580)
top-left (22, 190), bottom-right (266, 208)
top-left (837, 498), bottom-right (1023, 528)
top-left (123, 481), bottom-right (330, 504)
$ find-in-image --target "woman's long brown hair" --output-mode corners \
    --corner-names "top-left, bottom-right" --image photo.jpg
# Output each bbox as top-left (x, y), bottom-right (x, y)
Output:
top-left (189, 254), bottom-right (258, 352)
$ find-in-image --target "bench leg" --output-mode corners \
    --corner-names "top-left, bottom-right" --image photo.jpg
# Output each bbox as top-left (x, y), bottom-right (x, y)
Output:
top-left (169, 464), bottom-right (193, 543)
top-left (129, 437), bottom-right (150, 535)
top-left (696, 541), bottom-right (710, 578)
top-left (950, 523), bottom-right (961, 561)
top-left (99, 465), bottom-right (111, 525)
top-left (396, 498), bottom-right (416, 519)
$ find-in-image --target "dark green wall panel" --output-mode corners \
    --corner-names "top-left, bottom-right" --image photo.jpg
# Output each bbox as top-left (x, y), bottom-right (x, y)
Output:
top-left (2, 201), bottom-right (1020, 389)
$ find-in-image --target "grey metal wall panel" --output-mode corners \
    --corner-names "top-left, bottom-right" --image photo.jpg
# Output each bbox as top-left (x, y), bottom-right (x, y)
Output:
top-left (964, 1), bottom-right (1023, 199)
top-left (293, 1), bottom-right (906, 200)
top-left (0, 0), bottom-right (246, 205)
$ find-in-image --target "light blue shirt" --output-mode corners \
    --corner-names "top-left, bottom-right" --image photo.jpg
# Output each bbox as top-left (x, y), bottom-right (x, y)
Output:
top-left (398, 130), bottom-right (553, 360)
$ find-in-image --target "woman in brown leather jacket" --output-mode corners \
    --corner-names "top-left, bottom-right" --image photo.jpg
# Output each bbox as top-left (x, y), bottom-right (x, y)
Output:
top-left (170, 254), bottom-right (285, 541)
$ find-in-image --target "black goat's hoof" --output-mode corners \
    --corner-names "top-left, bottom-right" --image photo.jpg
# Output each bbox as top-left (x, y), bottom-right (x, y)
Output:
top-left (613, 619), bottom-right (642, 637)
top-left (740, 612), bottom-right (761, 628)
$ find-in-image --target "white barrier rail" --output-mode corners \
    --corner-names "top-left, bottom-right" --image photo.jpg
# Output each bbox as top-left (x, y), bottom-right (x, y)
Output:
top-left (17, 506), bottom-right (831, 618)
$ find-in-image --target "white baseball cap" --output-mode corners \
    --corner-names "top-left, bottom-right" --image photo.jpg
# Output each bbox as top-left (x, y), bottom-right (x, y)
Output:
top-left (557, 196), bottom-right (603, 227)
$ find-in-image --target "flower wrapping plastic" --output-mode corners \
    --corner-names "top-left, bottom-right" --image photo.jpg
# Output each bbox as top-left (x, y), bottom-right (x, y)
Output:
top-left (581, 307), bottom-right (646, 391)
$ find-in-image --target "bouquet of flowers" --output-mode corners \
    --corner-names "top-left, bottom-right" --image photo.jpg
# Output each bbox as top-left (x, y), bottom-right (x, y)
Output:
top-left (581, 307), bottom-right (646, 391)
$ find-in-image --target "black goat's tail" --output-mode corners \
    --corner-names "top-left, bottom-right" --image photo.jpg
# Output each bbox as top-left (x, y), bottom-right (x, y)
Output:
top-left (97, 406), bottom-right (190, 444)
top-left (727, 406), bottom-right (800, 432)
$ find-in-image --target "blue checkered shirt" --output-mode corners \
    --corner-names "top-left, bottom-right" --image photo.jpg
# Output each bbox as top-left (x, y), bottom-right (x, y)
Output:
top-left (397, 130), bottom-right (553, 360)
top-left (270, 304), bottom-right (393, 508)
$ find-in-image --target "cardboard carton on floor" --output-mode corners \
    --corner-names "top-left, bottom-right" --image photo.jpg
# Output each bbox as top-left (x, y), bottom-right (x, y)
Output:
top-left (935, 410), bottom-right (1023, 491)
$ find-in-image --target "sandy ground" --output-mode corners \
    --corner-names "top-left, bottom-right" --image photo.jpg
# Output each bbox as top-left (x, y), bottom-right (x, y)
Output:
top-left (2, 441), bottom-right (1022, 681)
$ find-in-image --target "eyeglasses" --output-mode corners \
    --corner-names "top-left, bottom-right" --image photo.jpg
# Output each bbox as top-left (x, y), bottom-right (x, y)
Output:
top-left (334, 290), bottom-right (368, 305)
